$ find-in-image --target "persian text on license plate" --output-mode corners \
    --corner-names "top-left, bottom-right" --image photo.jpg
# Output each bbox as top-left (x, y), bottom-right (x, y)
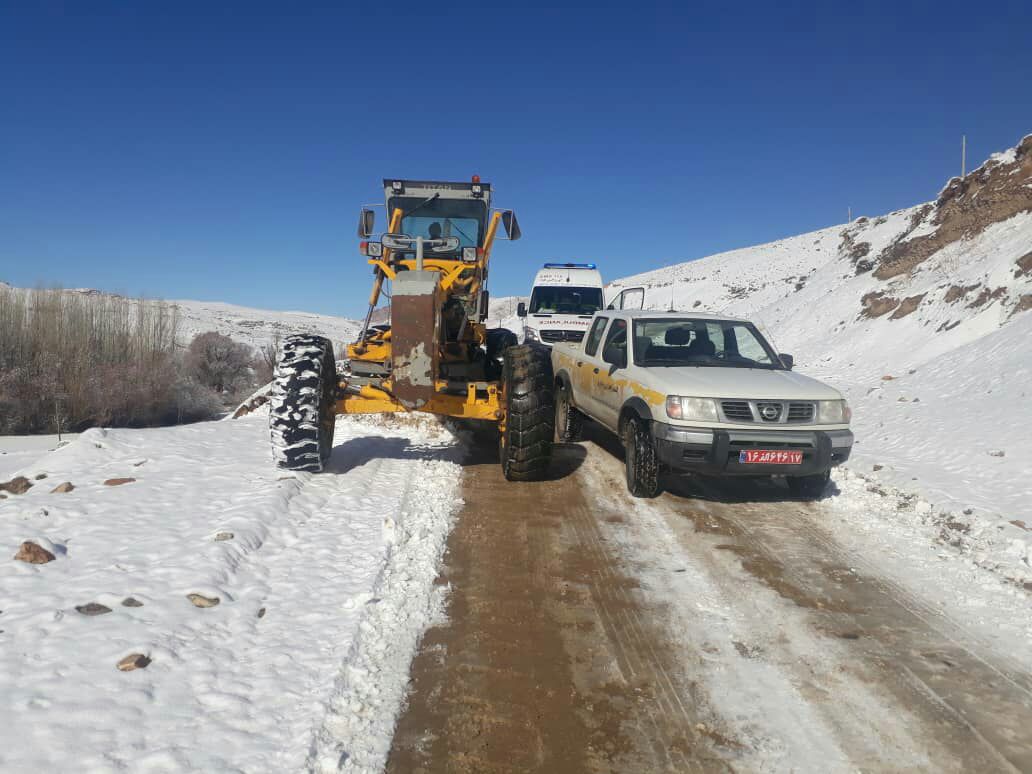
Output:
top-left (739, 450), bottom-right (803, 465)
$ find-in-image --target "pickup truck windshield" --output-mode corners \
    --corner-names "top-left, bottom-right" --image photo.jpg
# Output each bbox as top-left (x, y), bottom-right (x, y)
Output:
top-left (632, 318), bottom-right (783, 369)
top-left (529, 286), bottom-right (604, 314)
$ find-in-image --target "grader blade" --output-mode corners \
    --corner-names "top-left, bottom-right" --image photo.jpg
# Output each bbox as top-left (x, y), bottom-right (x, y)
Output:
top-left (391, 270), bottom-right (440, 410)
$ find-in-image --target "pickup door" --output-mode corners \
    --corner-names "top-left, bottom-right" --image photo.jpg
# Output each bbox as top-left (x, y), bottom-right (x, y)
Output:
top-left (589, 318), bottom-right (629, 431)
top-left (569, 315), bottom-right (610, 420)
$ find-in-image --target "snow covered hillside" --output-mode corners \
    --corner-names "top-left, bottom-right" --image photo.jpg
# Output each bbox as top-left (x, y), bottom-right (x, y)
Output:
top-left (0, 282), bottom-right (361, 352)
top-left (170, 297), bottom-right (361, 351)
top-left (0, 413), bottom-right (463, 772)
top-left (609, 134), bottom-right (1032, 583)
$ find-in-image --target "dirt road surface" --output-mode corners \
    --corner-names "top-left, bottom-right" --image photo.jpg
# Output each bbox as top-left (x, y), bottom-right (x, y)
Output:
top-left (388, 425), bottom-right (1032, 773)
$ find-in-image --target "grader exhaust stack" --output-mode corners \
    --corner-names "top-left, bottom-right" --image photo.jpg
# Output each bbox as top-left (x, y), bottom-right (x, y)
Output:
top-left (269, 177), bottom-right (556, 480)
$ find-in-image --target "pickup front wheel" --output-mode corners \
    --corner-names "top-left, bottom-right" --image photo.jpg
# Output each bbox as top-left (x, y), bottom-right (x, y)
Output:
top-left (624, 417), bottom-right (661, 498)
top-left (554, 382), bottom-right (583, 442)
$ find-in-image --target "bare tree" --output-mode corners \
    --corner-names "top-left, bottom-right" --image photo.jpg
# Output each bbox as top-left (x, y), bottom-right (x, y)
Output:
top-left (254, 333), bottom-right (281, 385)
top-left (185, 331), bottom-right (255, 395)
top-left (0, 284), bottom-right (222, 433)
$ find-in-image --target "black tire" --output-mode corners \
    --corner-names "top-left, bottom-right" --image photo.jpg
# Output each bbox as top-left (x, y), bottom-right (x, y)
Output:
top-left (554, 380), bottom-right (583, 442)
top-left (624, 417), bottom-right (661, 498)
top-left (269, 334), bottom-right (337, 472)
top-left (787, 470), bottom-right (830, 499)
top-left (485, 328), bottom-right (518, 381)
top-left (499, 345), bottom-right (554, 481)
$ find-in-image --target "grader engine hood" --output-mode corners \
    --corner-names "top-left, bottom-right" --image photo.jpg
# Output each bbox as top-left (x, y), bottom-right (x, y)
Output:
top-left (391, 270), bottom-right (440, 409)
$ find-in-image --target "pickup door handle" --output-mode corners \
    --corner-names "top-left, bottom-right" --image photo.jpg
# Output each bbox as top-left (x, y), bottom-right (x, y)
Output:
top-left (576, 360), bottom-right (583, 367)
top-left (593, 367), bottom-right (599, 374)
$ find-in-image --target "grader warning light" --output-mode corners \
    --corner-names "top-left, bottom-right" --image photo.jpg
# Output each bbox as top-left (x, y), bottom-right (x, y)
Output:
top-left (270, 178), bottom-right (554, 481)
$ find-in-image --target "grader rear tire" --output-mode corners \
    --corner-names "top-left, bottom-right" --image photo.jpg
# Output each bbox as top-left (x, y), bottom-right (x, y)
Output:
top-left (269, 334), bottom-right (337, 472)
top-left (499, 345), bottom-right (554, 481)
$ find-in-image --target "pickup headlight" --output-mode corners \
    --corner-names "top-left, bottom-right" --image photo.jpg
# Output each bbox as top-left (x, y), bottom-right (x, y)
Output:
top-left (817, 399), bottom-right (852, 424)
top-left (666, 396), bottom-right (718, 421)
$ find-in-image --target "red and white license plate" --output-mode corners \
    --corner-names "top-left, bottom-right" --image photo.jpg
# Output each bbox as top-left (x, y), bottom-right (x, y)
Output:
top-left (739, 449), bottom-right (803, 465)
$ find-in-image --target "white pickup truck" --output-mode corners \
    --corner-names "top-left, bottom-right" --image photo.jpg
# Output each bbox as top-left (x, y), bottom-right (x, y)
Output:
top-left (550, 310), bottom-right (853, 498)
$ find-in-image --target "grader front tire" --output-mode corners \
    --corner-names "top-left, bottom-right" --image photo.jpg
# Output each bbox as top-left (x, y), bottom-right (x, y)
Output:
top-left (499, 345), bottom-right (554, 481)
top-left (269, 334), bottom-right (337, 472)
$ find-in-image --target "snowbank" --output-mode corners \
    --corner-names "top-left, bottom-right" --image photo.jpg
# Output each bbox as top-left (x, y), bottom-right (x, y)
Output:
top-left (0, 413), bottom-right (463, 772)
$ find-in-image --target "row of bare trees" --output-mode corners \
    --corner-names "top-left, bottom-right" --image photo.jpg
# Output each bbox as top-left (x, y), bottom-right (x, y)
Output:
top-left (0, 286), bottom-right (276, 434)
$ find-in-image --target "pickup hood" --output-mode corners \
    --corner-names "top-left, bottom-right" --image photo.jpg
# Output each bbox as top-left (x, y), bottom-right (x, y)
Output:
top-left (642, 366), bottom-right (843, 401)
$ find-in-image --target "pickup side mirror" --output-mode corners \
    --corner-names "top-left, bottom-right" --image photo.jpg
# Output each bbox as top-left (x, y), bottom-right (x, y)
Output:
top-left (780, 353), bottom-right (794, 370)
top-left (357, 208), bottom-right (375, 238)
top-left (517, 302), bottom-right (527, 318)
top-left (603, 345), bottom-right (627, 369)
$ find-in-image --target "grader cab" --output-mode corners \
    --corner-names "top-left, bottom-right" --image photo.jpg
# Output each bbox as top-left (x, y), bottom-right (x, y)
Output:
top-left (269, 177), bottom-right (554, 480)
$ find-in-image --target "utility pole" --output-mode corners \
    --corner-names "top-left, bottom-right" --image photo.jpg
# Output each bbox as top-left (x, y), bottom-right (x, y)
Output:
top-left (847, 206), bottom-right (852, 223)
top-left (961, 135), bottom-right (966, 177)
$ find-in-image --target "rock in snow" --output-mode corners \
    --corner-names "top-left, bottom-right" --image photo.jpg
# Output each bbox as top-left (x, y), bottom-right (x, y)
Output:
top-left (103, 477), bottom-right (136, 486)
top-left (116, 653), bottom-right (151, 671)
top-left (51, 482), bottom-right (75, 493)
top-left (14, 540), bottom-right (55, 564)
top-left (75, 603), bottom-right (112, 616)
top-left (0, 476), bottom-right (33, 495)
top-left (187, 593), bottom-right (220, 608)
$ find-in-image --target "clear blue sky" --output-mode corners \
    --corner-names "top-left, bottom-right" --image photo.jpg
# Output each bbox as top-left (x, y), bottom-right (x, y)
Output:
top-left (1, 1), bottom-right (1029, 317)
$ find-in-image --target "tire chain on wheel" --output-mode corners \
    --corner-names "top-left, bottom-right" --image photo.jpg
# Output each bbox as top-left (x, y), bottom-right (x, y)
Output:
top-left (500, 344), bottom-right (555, 481)
top-left (625, 417), bottom-right (661, 498)
top-left (269, 334), bottom-right (336, 472)
top-left (555, 382), bottom-right (583, 442)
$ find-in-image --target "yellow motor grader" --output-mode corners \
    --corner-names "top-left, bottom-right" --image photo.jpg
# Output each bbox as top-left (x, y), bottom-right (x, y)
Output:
top-left (269, 177), bottom-right (554, 479)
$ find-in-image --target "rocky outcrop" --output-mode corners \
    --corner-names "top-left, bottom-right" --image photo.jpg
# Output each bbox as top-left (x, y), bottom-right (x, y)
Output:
top-left (889, 293), bottom-right (926, 320)
top-left (860, 291), bottom-right (900, 318)
top-left (874, 136), bottom-right (1032, 280)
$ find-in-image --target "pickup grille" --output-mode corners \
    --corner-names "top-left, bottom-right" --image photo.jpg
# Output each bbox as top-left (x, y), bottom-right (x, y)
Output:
top-left (720, 400), bottom-right (818, 424)
top-left (721, 401), bottom-right (753, 422)
top-left (787, 402), bottom-right (816, 423)
top-left (540, 330), bottom-right (585, 343)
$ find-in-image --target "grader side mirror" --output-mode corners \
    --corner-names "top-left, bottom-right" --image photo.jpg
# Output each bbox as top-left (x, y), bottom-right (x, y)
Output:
top-left (357, 209), bottom-right (376, 238)
top-left (501, 210), bottom-right (522, 241)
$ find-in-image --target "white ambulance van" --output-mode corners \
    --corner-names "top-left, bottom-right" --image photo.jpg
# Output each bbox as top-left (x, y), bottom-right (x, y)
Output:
top-left (517, 263), bottom-right (605, 347)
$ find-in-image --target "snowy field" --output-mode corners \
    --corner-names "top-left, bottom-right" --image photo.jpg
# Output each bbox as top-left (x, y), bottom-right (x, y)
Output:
top-left (0, 434), bottom-right (79, 480)
top-left (0, 413), bottom-right (463, 773)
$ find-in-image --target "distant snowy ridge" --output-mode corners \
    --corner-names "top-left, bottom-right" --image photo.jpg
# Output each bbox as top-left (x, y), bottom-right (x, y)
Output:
top-left (0, 282), bottom-right (361, 352)
top-left (608, 132), bottom-right (1032, 584)
top-left (169, 297), bottom-right (361, 352)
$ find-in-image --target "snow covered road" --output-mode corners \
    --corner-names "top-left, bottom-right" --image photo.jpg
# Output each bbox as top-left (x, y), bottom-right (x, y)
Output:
top-left (392, 425), bottom-right (1032, 773)
top-left (0, 414), bottom-right (463, 773)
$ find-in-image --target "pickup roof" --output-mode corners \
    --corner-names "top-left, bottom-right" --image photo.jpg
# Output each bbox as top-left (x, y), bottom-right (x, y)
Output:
top-left (550, 310), bottom-right (853, 498)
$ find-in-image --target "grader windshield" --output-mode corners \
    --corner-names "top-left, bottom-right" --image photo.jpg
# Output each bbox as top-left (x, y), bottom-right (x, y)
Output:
top-left (390, 199), bottom-right (484, 249)
top-left (384, 179), bottom-right (492, 253)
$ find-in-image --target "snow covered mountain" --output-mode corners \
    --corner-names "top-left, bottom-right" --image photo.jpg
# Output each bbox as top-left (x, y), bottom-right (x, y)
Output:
top-left (608, 133), bottom-right (1032, 578)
